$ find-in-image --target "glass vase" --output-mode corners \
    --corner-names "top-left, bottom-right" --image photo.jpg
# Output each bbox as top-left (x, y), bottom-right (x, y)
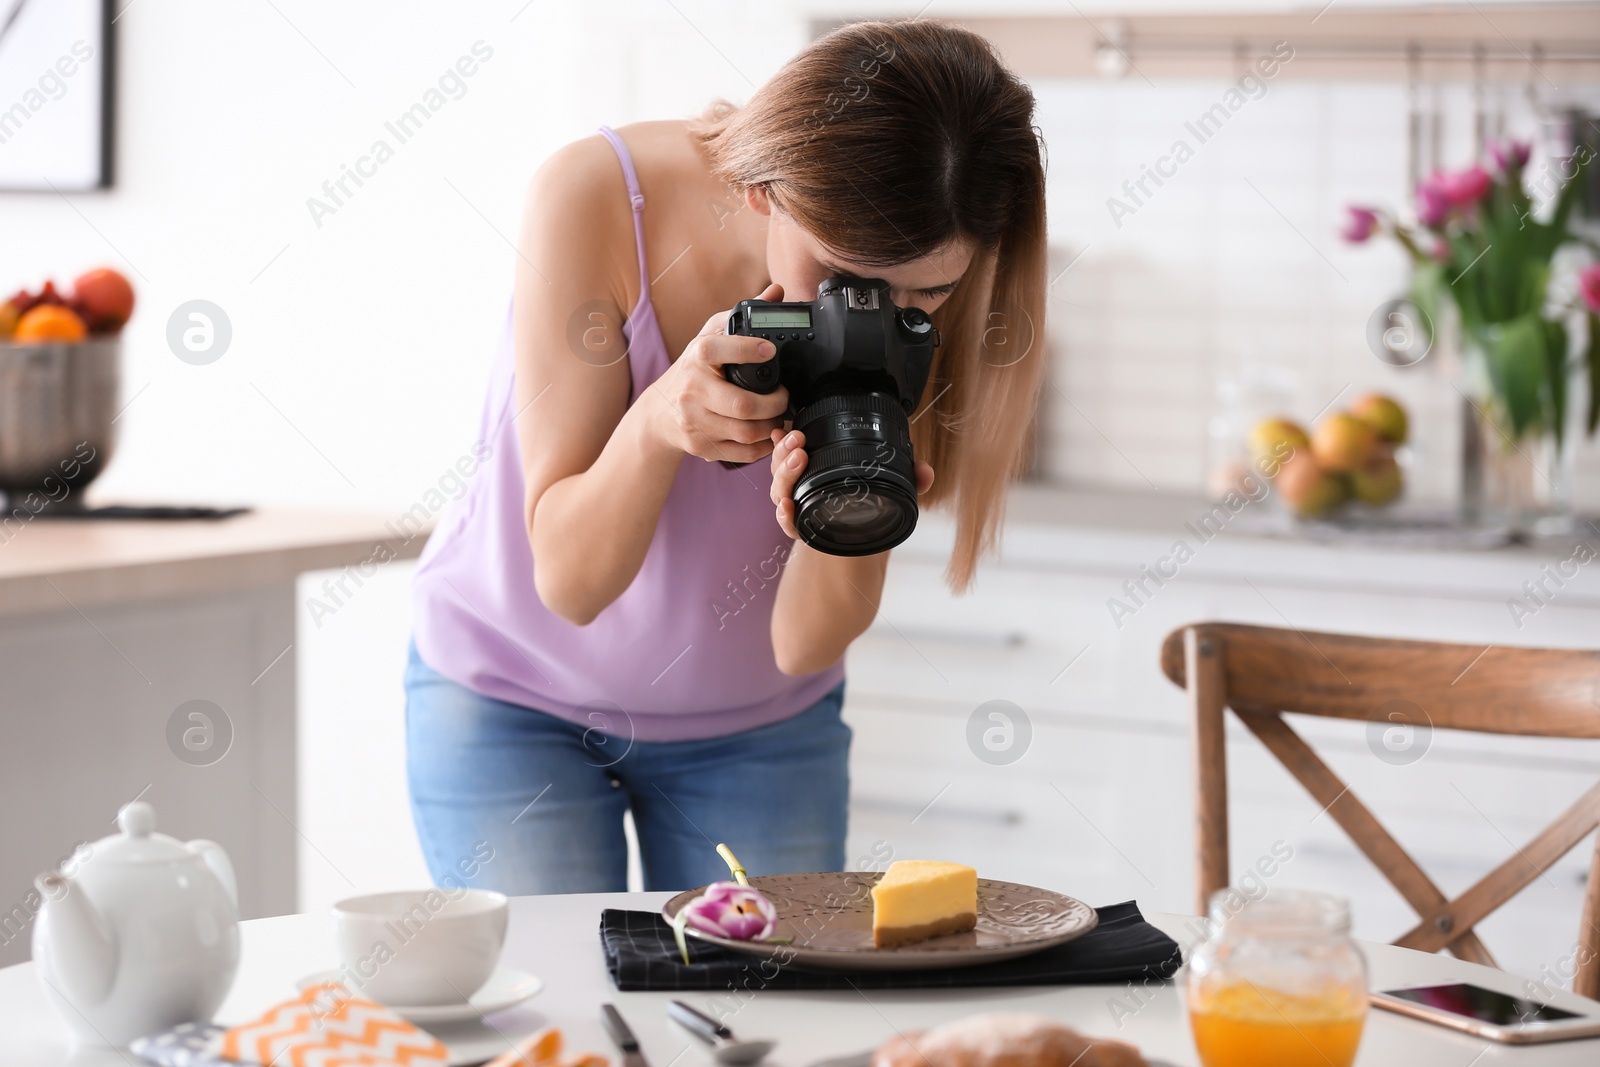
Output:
top-left (1458, 352), bottom-right (1577, 540)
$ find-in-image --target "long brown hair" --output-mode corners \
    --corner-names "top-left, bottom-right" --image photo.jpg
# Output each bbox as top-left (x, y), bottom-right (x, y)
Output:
top-left (695, 20), bottom-right (1047, 592)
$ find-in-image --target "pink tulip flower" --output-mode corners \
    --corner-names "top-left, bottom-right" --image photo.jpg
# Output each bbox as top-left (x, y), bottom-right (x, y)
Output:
top-left (1580, 264), bottom-right (1600, 314)
top-left (679, 881), bottom-right (777, 941)
top-left (1435, 165), bottom-right (1492, 207)
top-left (1489, 139), bottom-right (1531, 174)
top-left (1415, 180), bottom-right (1452, 228)
top-left (1340, 206), bottom-right (1379, 243)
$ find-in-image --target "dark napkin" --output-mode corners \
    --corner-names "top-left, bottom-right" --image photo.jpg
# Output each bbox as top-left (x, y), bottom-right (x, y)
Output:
top-left (600, 901), bottom-right (1182, 991)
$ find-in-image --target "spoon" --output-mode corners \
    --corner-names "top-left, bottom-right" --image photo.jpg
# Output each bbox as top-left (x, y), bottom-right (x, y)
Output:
top-left (666, 1000), bottom-right (777, 1065)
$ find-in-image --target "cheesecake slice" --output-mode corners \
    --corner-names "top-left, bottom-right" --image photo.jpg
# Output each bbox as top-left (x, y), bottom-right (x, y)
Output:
top-left (871, 860), bottom-right (978, 948)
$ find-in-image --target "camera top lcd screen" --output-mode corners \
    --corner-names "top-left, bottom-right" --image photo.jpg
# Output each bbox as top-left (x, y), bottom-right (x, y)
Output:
top-left (749, 308), bottom-right (812, 329)
top-left (1383, 984), bottom-right (1582, 1025)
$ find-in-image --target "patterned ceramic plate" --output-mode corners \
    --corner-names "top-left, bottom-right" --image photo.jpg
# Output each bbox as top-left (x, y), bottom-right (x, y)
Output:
top-left (661, 872), bottom-right (1097, 972)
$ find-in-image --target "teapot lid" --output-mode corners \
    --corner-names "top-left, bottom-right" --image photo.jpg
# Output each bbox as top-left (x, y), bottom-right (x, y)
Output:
top-left (89, 801), bottom-right (199, 865)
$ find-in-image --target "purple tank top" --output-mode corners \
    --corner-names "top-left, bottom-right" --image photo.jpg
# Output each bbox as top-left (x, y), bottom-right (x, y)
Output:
top-left (410, 126), bottom-right (844, 742)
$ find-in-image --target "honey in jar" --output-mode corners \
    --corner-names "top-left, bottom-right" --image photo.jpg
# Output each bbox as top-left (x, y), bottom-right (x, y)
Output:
top-left (1186, 889), bottom-right (1367, 1067)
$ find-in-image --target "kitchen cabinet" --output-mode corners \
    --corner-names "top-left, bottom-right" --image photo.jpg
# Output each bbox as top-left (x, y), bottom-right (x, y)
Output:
top-left (0, 512), bottom-right (425, 969)
top-left (842, 484), bottom-right (1600, 985)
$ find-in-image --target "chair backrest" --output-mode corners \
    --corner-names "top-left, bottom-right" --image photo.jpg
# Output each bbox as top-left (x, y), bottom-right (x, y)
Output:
top-left (1160, 621), bottom-right (1600, 1000)
top-left (1160, 622), bottom-right (1600, 737)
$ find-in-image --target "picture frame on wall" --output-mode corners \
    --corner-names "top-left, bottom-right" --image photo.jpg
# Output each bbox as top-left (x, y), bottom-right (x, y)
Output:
top-left (0, 0), bottom-right (114, 191)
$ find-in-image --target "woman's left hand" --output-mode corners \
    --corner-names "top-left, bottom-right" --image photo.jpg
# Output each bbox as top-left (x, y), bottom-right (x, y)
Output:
top-left (769, 428), bottom-right (935, 541)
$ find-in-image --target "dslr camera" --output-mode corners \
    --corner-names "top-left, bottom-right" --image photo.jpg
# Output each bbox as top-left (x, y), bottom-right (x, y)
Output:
top-left (724, 276), bottom-right (939, 556)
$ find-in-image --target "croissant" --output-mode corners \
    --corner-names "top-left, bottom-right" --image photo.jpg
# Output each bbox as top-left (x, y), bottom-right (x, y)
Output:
top-left (872, 1012), bottom-right (1148, 1067)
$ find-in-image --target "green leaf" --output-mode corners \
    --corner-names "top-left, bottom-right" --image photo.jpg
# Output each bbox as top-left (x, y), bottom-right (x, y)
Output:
top-left (1474, 315), bottom-right (1549, 438)
top-left (1518, 260), bottom-right (1550, 323)
top-left (1543, 318), bottom-right (1567, 451)
top-left (1449, 232), bottom-right (1489, 325)
top-left (1504, 170), bottom-right (1535, 232)
top-left (1408, 262), bottom-right (1446, 344)
top-left (1587, 312), bottom-right (1600, 436)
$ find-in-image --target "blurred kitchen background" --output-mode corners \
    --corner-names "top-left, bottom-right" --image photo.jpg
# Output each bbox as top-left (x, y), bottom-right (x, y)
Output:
top-left (3, 0), bottom-right (1600, 993)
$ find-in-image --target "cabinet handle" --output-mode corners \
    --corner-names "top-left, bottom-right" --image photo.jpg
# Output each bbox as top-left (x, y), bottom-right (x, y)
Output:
top-left (853, 795), bottom-right (1025, 825)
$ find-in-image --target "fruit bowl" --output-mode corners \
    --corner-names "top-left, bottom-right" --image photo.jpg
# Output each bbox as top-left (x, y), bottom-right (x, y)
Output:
top-left (1243, 395), bottom-right (1410, 522)
top-left (0, 339), bottom-right (120, 506)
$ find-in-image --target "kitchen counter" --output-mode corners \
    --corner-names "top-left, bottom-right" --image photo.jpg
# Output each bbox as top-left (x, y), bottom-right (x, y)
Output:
top-left (897, 482), bottom-right (1600, 606)
top-left (0, 509), bottom-right (426, 617)
top-left (0, 510), bottom-right (431, 969)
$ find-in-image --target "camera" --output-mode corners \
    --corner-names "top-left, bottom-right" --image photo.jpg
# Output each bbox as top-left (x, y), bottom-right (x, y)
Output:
top-left (724, 276), bottom-right (939, 556)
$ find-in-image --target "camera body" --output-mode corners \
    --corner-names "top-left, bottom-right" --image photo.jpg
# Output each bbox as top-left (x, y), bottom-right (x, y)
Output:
top-left (724, 276), bottom-right (940, 556)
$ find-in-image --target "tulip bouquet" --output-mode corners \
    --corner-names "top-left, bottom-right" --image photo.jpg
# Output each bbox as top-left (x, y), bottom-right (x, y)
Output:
top-left (1344, 141), bottom-right (1599, 455)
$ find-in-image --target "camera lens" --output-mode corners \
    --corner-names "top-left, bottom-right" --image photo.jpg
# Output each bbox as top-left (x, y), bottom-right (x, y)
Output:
top-left (791, 391), bottom-right (919, 556)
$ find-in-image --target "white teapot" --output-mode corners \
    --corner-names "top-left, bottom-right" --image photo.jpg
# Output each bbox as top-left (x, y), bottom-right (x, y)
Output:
top-left (32, 800), bottom-right (240, 1047)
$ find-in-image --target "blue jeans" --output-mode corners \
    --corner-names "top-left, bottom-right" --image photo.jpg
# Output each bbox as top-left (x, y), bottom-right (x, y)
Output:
top-left (404, 642), bottom-right (851, 894)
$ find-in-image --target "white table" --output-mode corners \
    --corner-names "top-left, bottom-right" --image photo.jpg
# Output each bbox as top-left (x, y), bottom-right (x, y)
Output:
top-left (3, 893), bottom-right (1598, 1066)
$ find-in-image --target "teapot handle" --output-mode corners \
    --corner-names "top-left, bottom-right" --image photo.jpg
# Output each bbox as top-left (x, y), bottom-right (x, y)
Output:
top-left (187, 839), bottom-right (238, 909)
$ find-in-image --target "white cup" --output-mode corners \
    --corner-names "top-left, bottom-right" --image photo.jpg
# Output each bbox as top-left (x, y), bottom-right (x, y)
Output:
top-left (331, 888), bottom-right (508, 1006)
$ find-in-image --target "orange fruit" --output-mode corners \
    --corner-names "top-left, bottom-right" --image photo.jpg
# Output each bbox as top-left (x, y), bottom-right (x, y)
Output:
top-left (0, 302), bottom-right (17, 339)
top-left (14, 304), bottom-right (89, 343)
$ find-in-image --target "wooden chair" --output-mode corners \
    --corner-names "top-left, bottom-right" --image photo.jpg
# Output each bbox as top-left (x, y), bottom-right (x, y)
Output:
top-left (1160, 621), bottom-right (1600, 999)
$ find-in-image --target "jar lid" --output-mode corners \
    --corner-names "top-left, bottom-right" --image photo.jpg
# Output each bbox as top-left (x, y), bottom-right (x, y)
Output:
top-left (1208, 888), bottom-right (1352, 937)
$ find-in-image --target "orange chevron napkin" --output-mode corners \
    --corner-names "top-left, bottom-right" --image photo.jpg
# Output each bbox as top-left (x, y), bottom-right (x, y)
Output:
top-left (482, 1027), bottom-right (608, 1067)
top-left (214, 982), bottom-right (450, 1066)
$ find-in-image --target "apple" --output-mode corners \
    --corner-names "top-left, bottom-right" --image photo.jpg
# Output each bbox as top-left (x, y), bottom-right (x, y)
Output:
top-left (1311, 413), bottom-right (1379, 473)
top-left (1248, 418), bottom-right (1310, 476)
top-left (71, 267), bottom-right (135, 332)
top-left (1275, 452), bottom-right (1348, 518)
top-left (1350, 393), bottom-right (1408, 444)
top-left (1351, 448), bottom-right (1404, 506)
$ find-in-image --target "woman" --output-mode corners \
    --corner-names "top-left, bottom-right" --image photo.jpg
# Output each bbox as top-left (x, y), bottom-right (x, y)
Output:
top-left (406, 19), bottom-right (1046, 894)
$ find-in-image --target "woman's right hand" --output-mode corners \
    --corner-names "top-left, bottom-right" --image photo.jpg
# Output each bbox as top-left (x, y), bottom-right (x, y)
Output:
top-left (644, 283), bottom-right (789, 464)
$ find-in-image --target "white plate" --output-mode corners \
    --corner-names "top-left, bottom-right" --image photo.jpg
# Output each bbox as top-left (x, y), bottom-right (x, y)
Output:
top-left (428, 1020), bottom-right (549, 1067)
top-left (296, 965), bottom-right (543, 1024)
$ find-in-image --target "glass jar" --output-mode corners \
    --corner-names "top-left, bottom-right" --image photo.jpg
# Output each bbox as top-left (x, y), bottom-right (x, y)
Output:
top-left (1186, 889), bottom-right (1368, 1067)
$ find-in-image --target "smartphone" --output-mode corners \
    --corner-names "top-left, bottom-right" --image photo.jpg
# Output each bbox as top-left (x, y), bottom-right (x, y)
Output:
top-left (1371, 983), bottom-right (1600, 1044)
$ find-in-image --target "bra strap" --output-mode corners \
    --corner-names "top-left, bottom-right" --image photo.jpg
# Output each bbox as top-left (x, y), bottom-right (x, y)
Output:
top-left (597, 125), bottom-right (651, 303)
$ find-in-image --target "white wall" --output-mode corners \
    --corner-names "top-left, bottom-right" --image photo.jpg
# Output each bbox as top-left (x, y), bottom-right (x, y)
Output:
top-left (0, 0), bottom-right (813, 912)
top-left (2, 0), bottom-right (809, 517)
top-left (1035, 74), bottom-right (1600, 504)
top-left (15, 5), bottom-right (1593, 517)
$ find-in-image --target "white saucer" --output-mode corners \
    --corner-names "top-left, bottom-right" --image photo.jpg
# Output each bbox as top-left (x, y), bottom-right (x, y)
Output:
top-left (434, 1022), bottom-right (549, 1067)
top-left (296, 965), bottom-right (543, 1024)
